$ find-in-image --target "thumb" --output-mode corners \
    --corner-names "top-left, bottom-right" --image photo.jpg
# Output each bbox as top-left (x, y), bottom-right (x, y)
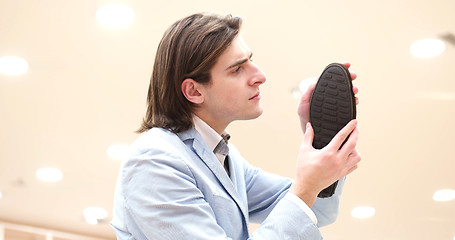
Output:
top-left (303, 122), bottom-right (315, 146)
top-left (300, 81), bottom-right (316, 103)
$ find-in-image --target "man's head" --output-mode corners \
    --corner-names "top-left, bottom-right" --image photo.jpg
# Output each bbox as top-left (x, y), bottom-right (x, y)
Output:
top-left (139, 13), bottom-right (242, 133)
top-left (182, 35), bottom-right (266, 134)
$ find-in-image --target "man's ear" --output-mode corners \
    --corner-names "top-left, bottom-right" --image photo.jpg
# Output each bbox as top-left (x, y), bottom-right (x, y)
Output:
top-left (181, 78), bottom-right (204, 104)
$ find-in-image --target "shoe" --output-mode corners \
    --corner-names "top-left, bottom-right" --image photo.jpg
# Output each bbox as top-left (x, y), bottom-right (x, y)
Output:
top-left (309, 63), bottom-right (356, 198)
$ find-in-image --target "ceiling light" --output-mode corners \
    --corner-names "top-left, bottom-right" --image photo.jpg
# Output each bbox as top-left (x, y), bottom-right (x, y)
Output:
top-left (83, 207), bottom-right (108, 225)
top-left (0, 191), bottom-right (2, 199)
top-left (351, 206), bottom-right (376, 219)
top-left (96, 4), bottom-right (135, 28)
top-left (433, 189), bottom-right (455, 202)
top-left (36, 168), bottom-right (63, 182)
top-left (291, 87), bottom-right (301, 99)
top-left (410, 38), bottom-right (446, 58)
top-left (107, 144), bottom-right (131, 160)
top-left (0, 56), bottom-right (29, 75)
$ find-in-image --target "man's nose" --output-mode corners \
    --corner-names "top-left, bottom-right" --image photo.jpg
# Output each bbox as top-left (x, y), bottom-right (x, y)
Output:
top-left (249, 62), bottom-right (266, 86)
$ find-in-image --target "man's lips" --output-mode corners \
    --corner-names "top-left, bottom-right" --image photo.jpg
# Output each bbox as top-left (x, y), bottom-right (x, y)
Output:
top-left (249, 92), bottom-right (261, 100)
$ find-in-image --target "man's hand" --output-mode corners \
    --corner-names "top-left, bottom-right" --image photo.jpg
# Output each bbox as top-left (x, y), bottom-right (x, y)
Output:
top-left (297, 62), bottom-right (359, 134)
top-left (290, 119), bottom-right (361, 207)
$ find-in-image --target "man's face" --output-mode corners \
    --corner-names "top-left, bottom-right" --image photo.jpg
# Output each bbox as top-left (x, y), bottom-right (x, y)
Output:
top-left (196, 35), bottom-right (267, 131)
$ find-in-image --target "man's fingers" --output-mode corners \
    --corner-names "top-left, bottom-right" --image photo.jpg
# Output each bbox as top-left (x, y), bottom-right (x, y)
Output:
top-left (346, 163), bottom-right (358, 175)
top-left (353, 86), bottom-right (359, 95)
top-left (326, 120), bottom-right (358, 150)
top-left (341, 62), bottom-right (351, 69)
top-left (350, 71), bottom-right (357, 81)
top-left (297, 80), bottom-right (316, 115)
top-left (301, 82), bottom-right (316, 102)
top-left (346, 149), bottom-right (361, 173)
top-left (339, 123), bottom-right (360, 156)
top-left (341, 62), bottom-right (356, 81)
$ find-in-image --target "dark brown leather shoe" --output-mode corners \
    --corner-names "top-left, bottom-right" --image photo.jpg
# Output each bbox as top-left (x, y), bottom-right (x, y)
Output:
top-left (309, 63), bottom-right (356, 198)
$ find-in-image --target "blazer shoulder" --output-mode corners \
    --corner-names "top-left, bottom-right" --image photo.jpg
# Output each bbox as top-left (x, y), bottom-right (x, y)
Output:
top-left (130, 128), bottom-right (184, 154)
top-left (121, 128), bottom-right (197, 182)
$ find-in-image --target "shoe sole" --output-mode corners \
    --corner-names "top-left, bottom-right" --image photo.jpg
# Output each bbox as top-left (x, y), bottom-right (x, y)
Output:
top-left (309, 63), bottom-right (356, 198)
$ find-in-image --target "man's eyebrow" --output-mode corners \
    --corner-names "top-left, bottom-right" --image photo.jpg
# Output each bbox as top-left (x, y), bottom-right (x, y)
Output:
top-left (225, 52), bottom-right (253, 70)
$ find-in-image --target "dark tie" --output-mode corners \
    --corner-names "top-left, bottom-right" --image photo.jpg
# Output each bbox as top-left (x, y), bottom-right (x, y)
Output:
top-left (213, 134), bottom-right (230, 176)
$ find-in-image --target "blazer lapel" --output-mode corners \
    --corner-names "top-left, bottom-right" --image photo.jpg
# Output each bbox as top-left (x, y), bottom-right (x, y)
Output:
top-left (178, 129), bottom-right (248, 221)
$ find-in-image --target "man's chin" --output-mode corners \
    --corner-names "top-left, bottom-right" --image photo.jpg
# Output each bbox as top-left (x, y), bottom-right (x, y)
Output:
top-left (244, 108), bottom-right (263, 120)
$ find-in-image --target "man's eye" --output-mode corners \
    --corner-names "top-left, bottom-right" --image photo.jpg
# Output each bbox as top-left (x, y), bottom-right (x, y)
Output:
top-left (233, 66), bottom-right (242, 73)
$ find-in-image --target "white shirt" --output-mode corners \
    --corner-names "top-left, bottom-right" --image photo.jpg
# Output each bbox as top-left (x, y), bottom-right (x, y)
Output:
top-left (192, 115), bottom-right (228, 166)
top-left (192, 115), bottom-right (318, 225)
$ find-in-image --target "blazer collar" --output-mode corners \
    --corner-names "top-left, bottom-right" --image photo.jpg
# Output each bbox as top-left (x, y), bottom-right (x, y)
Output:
top-left (177, 128), bottom-right (248, 220)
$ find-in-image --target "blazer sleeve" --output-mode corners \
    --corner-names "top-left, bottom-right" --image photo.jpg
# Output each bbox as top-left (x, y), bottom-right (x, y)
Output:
top-left (312, 177), bottom-right (346, 227)
top-left (239, 158), bottom-right (323, 239)
top-left (232, 144), bottom-right (344, 228)
top-left (250, 196), bottom-right (323, 240)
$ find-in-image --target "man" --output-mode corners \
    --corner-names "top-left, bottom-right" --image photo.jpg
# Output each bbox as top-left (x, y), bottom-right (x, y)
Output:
top-left (111, 13), bottom-right (360, 240)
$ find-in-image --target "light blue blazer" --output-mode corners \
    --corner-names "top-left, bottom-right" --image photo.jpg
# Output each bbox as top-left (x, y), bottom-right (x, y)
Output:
top-left (111, 127), bottom-right (345, 240)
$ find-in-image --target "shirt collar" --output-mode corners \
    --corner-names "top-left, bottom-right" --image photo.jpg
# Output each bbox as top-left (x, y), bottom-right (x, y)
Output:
top-left (192, 115), bottom-right (224, 152)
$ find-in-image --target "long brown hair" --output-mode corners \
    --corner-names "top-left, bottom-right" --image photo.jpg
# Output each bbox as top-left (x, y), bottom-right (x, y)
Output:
top-left (138, 13), bottom-right (242, 133)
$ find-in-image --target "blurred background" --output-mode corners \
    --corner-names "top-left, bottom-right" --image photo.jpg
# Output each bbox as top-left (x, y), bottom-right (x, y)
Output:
top-left (0, 0), bottom-right (454, 239)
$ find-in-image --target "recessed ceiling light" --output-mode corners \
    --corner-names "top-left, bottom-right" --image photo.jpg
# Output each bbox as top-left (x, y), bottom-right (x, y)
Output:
top-left (0, 191), bottom-right (2, 199)
top-left (433, 189), bottom-right (455, 202)
top-left (0, 56), bottom-right (29, 75)
top-left (36, 168), bottom-right (63, 182)
top-left (410, 38), bottom-right (446, 58)
top-left (96, 4), bottom-right (135, 28)
top-left (83, 207), bottom-right (108, 225)
top-left (351, 206), bottom-right (376, 219)
top-left (291, 87), bottom-right (301, 99)
top-left (107, 144), bottom-right (131, 160)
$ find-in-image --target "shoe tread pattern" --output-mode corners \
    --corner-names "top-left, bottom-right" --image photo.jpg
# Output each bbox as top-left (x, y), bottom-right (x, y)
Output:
top-left (310, 63), bottom-right (356, 149)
